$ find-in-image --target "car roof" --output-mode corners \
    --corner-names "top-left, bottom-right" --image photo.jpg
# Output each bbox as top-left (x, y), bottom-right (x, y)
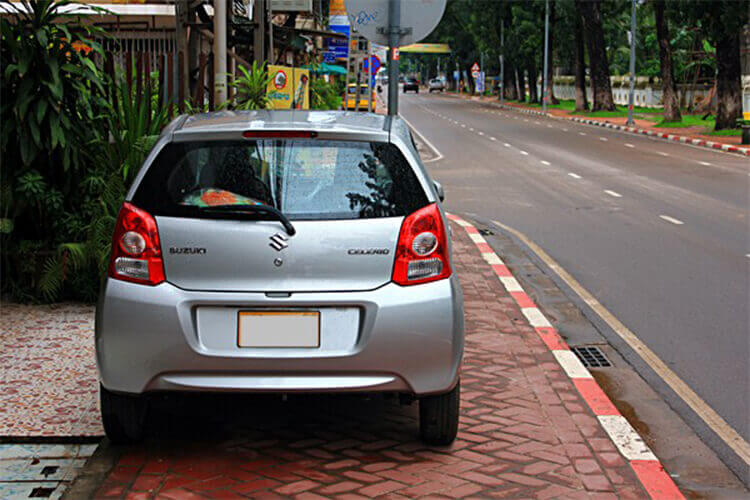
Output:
top-left (173, 110), bottom-right (398, 139)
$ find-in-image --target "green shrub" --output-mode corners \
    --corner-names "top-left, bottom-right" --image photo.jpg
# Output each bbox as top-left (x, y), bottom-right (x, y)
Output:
top-left (310, 77), bottom-right (342, 110)
top-left (230, 61), bottom-right (272, 110)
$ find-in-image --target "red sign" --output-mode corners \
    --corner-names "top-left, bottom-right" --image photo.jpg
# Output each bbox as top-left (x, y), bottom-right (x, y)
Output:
top-left (393, 48), bottom-right (400, 61)
top-left (471, 62), bottom-right (480, 72)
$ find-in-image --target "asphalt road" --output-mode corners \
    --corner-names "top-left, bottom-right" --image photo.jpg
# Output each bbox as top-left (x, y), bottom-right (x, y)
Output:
top-left (399, 91), bottom-right (749, 475)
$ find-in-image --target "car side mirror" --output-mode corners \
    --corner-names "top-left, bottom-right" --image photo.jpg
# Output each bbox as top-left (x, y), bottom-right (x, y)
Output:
top-left (433, 180), bottom-right (445, 202)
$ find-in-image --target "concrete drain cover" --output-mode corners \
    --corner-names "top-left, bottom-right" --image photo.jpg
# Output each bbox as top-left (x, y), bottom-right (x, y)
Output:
top-left (572, 346), bottom-right (612, 368)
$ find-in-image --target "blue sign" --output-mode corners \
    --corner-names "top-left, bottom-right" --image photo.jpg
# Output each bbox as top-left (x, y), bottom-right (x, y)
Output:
top-left (324, 24), bottom-right (350, 62)
top-left (363, 55), bottom-right (381, 86)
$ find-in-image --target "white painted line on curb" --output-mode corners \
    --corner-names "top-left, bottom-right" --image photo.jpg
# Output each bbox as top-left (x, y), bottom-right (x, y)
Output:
top-left (568, 173), bottom-right (582, 179)
top-left (483, 252), bottom-right (504, 265)
top-left (553, 350), bottom-right (593, 379)
top-left (659, 215), bottom-right (684, 225)
top-left (541, 160), bottom-right (551, 166)
top-left (468, 232), bottom-right (487, 244)
top-left (598, 415), bottom-right (658, 461)
top-left (498, 276), bottom-right (524, 292)
top-left (521, 307), bottom-right (552, 328)
top-left (604, 190), bottom-right (623, 198)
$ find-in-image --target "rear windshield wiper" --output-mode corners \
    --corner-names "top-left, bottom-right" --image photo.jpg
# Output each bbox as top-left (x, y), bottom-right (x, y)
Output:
top-left (201, 204), bottom-right (296, 236)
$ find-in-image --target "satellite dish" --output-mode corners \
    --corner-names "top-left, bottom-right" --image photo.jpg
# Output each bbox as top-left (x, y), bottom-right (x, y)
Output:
top-left (344, 0), bottom-right (447, 47)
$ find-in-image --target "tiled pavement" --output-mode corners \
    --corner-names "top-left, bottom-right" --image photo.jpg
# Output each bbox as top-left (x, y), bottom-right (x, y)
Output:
top-left (0, 303), bottom-right (102, 437)
top-left (88, 222), bottom-right (659, 499)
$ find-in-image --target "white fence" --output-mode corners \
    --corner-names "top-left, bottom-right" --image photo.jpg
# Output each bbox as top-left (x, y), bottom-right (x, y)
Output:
top-left (541, 83), bottom-right (711, 109)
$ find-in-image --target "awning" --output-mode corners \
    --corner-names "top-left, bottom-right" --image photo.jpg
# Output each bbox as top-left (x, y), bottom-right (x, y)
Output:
top-left (303, 63), bottom-right (347, 75)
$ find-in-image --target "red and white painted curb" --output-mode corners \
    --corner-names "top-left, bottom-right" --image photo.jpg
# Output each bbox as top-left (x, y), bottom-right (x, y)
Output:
top-left (498, 104), bottom-right (750, 157)
top-left (448, 213), bottom-right (685, 500)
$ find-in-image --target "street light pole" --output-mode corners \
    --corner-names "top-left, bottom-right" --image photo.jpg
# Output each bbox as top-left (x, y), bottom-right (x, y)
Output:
top-left (387, 0), bottom-right (400, 116)
top-left (500, 22), bottom-right (504, 105)
top-left (626, 0), bottom-right (637, 126)
top-left (542, 0), bottom-right (549, 113)
top-left (213, 0), bottom-right (227, 105)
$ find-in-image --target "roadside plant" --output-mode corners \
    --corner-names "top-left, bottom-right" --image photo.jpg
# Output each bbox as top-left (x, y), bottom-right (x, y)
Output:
top-left (229, 61), bottom-right (272, 110)
top-left (310, 77), bottom-right (342, 110)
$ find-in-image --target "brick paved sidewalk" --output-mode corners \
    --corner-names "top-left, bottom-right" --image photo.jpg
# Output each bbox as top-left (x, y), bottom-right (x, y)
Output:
top-left (86, 221), bottom-right (663, 499)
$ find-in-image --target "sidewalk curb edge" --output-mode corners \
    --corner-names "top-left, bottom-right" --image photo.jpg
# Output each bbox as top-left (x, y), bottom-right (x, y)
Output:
top-left (448, 213), bottom-right (685, 500)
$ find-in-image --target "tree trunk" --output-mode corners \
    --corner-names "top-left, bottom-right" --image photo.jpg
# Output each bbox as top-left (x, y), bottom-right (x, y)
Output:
top-left (654, 0), bottom-right (681, 122)
top-left (715, 32), bottom-right (742, 130)
top-left (573, 0), bottom-right (588, 111)
top-left (505, 61), bottom-right (517, 100)
top-left (528, 65), bottom-right (539, 103)
top-left (515, 68), bottom-right (523, 101)
top-left (581, 0), bottom-right (616, 111)
top-left (544, 1), bottom-right (559, 105)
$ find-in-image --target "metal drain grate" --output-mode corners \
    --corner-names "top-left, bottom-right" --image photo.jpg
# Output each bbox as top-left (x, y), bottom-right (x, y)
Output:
top-left (29, 487), bottom-right (56, 498)
top-left (572, 346), bottom-right (612, 368)
top-left (478, 228), bottom-right (494, 236)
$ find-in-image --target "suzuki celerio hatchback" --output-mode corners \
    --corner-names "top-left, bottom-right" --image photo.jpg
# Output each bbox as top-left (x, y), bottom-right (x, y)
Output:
top-left (96, 110), bottom-right (464, 445)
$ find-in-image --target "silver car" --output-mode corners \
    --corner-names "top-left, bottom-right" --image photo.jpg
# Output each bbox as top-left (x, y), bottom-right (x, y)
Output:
top-left (97, 110), bottom-right (464, 445)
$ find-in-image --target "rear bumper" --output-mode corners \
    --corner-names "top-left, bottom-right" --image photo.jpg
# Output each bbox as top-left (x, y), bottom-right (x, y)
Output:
top-left (96, 277), bottom-right (464, 396)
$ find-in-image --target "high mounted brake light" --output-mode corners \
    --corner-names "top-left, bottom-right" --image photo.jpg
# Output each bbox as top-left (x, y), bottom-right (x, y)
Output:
top-left (242, 131), bottom-right (318, 139)
top-left (392, 204), bottom-right (451, 286)
top-left (108, 202), bottom-right (165, 286)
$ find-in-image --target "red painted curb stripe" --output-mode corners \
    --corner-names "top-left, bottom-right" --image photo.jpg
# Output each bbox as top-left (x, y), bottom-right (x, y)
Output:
top-left (449, 214), bottom-right (685, 500)
top-left (573, 379), bottom-right (620, 416)
top-left (631, 460), bottom-right (685, 500)
top-left (476, 242), bottom-right (493, 253)
top-left (535, 326), bottom-right (569, 351)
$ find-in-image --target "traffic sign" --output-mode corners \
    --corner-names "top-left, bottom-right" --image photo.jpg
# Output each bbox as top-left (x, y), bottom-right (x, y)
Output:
top-left (344, 0), bottom-right (447, 47)
top-left (363, 54), bottom-right (381, 74)
top-left (471, 62), bottom-right (480, 78)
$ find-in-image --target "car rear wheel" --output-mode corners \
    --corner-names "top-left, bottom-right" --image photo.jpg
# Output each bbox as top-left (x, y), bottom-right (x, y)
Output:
top-left (419, 380), bottom-right (459, 445)
top-left (100, 385), bottom-right (148, 444)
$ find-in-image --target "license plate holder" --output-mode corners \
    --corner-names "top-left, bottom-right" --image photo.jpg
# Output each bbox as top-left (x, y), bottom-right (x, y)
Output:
top-left (237, 311), bottom-right (320, 348)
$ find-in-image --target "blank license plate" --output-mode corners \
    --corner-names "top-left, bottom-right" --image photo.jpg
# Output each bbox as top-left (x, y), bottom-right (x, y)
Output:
top-left (237, 311), bottom-right (320, 348)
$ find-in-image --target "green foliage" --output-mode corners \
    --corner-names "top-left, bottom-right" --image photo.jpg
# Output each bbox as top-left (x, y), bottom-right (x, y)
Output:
top-left (1, 0), bottom-right (173, 303)
top-left (310, 77), bottom-right (342, 110)
top-left (229, 62), bottom-right (272, 110)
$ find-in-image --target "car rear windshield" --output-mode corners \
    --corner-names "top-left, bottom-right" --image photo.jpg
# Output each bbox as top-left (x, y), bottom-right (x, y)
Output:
top-left (132, 139), bottom-right (429, 220)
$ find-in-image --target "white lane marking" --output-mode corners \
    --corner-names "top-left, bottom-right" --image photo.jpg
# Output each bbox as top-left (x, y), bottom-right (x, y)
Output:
top-left (398, 114), bottom-right (444, 164)
top-left (598, 416), bottom-right (658, 461)
top-left (540, 160), bottom-right (551, 166)
top-left (461, 124), bottom-right (466, 128)
top-left (553, 350), bottom-right (593, 379)
top-left (625, 143), bottom-right (635, 148)
top-left (469, 127), bottom-right (474, 131)
top-left (534, 121), bottom-right (541, 125)
top-left (699, 161), bottom-right (711, 166)
top-left (524, 119), bottom-right (529, 122)
top-left (490, 137), bottom-right (497, 141)
top-left (568, 173), bottom-right (582, 179)
top-left (478, 131), bottom-right (484, 136)
top-left (562, 128), bottom-right (569, 132)
top-left (521, 307), bottom-right (552, 328)
top-left (658, 151), bottom-right (669, 156)
top-left (546, 124), bottom-right (553, 128)
top-left (579, 132), bottom-right (587, 136)
top-left (520, 150), bottom-right (529, 156)
top-left (490, 218), bottom-right (750, 465)
top-left (746, 254), bottom-right (750, 259)
top-left (504, 143), bottom-right (512, 148)
top-left (659, 215), bottom-right (684, 225)
top-left (599, 137), bottom-right (608, 142)
top-left (499, 276), bottom-right (524, 292)
top-left (604, 190), bottom-right (622, 198)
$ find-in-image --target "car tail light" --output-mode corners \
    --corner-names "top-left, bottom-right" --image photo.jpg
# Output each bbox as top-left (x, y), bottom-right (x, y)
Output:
top-left (392, 203), bottom-right (451, 285)
top-left (108, 202), bottom-right (165, 286)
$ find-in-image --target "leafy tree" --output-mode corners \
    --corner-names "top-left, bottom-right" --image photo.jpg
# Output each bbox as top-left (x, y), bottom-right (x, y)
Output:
top-left (580, 0), bottom-right (616, 111)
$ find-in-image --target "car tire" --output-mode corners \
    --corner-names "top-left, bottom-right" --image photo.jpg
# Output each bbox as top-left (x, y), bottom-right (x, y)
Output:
top-left (419, 380), bottom-right (459, 445)
top-left (100, 384), bottom-right (148, 444)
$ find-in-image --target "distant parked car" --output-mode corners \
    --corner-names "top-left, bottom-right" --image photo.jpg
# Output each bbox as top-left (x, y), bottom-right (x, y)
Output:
top-left (403, 77), bottom-right (419, 93)
top-left (428, 78), bottom-right (445, 92)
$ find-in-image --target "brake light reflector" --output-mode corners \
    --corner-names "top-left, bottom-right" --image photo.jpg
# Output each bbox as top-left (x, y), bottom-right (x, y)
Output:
top-left (108, 203), bottom-right (165, 285)
top-left (392, 204), bottom-right (451, 285)
top-left (243, 130), bottom-right (318, 139)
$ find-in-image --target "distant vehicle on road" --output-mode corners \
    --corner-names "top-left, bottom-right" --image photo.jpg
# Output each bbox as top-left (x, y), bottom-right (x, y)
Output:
top-left (342, 83), bottom-right (375, 111)
top-left (403, 77), bottom-right (419, 93)
top-left (428, 78), bottom-right (445, 92)
top-left (96, 110), bottom-right (464, 447)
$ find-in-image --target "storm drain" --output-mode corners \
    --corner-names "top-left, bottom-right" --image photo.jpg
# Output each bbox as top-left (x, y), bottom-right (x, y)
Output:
top-left (29, 487), bottom-right (55, 498)
top-left (572, 346), bottom-right (612, 368)
top-left (478, 228), bottom-right (494, 236)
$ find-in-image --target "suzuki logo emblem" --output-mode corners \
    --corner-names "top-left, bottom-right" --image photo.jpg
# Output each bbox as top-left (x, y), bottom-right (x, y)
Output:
top-left (269, 232), bottom-right (289, 251)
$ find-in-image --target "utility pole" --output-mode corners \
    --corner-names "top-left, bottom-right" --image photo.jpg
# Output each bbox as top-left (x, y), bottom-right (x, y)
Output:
top-left (500, 22), bottom-right (504, 105)
top-left (175, 0), bottom-right (189, 104)
top-left (542, 0), bottom-right (549, 113)
top-left (387, 0), bottom-right (400, 116)
top-left (268, 1), bottom-right (274, 64)
top-left (253, 0), bottom-right (266, 64)
top-left (626, 0), bottom-right (637, 126)
top-left (213, 0), bottom-right (227, 105)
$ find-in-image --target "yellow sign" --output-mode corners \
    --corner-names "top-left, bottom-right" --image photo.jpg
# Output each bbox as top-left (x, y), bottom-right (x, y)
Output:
top-left (329, 0), bottom-right (346, 16)
top-left (267, 65), bottom-right (309, 110)
top-left (397, 43), bottom-right (451, 54)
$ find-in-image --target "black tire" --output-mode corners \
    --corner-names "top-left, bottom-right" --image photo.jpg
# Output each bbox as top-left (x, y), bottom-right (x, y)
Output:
top-left (419, 380), bottom-right (460, 445)
top-left (100, 384), bottom-right (148, 444)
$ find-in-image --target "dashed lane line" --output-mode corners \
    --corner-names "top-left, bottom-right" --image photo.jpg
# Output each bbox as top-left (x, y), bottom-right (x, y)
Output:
top-left (604, 190), bottom-right (623, 198)
top-left (600, 137), bottom-right (609, 141)
top-left (625, 143), bottom-right (635, 148)
top-left (699, 161), bottom-right (711, 166)
top-left (659, 215), bottom-right (684, 225)
top-left (520, 150), bottom-right (529, 156)
top-left (568, 173), bottom-right (582, 179)
top-left (541, 160), bottom-right (551, 166)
